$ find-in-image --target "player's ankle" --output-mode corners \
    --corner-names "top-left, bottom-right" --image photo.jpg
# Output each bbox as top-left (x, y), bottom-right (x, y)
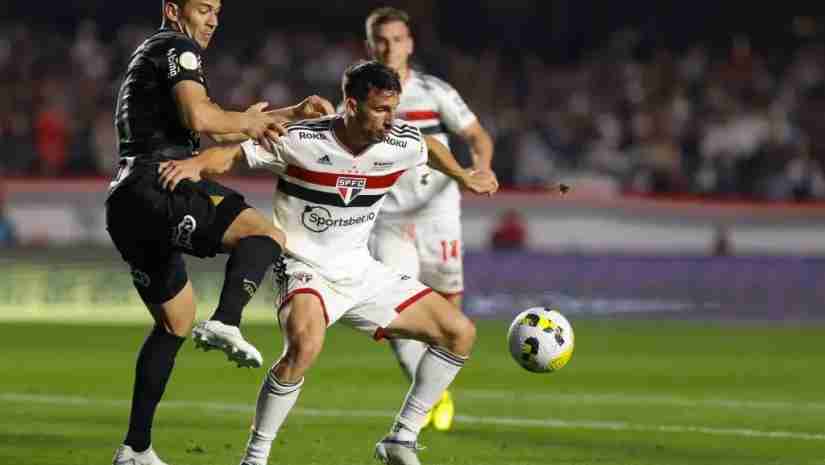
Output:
top-left (388, 422), bottom-right (418, 442)
top-left (208, 314), bottom-right (240, 326)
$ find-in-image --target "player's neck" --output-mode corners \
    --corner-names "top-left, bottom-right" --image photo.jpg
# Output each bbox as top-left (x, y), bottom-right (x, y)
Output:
top-left (397, 66), bottom-right (412, 84)
top-left (333, 117), bottom-right (372, 156)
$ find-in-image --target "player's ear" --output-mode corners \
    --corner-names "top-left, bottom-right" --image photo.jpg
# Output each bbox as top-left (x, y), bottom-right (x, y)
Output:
top-left (364, 39), bottom-right (373, 58)
top-left (345, 97), bottom-right (358, 116)
top-left (164, 1), bottom-right (181, 24)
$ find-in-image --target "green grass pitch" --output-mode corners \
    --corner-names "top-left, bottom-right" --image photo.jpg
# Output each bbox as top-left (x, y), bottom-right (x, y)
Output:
top-left (1, 318), bottom-right (823, 465)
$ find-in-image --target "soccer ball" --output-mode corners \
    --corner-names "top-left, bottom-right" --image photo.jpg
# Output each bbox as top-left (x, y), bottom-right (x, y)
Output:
top-left (507, 307), bottom-right (575, 373)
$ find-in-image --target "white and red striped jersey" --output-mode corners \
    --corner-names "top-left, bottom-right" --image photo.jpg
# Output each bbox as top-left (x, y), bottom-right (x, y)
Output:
top-left (241, 115), bottom-right (427, 283)
top-left (381, 70), bottom-right (478, 218)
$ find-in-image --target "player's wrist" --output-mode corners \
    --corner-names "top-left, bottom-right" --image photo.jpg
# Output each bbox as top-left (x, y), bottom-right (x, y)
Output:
top-left (454, 168), bottom-right (472, 186)
top-left (286, 104), bottom-right (301, 121)
top-left (239, 111), bottom-right (255, 136)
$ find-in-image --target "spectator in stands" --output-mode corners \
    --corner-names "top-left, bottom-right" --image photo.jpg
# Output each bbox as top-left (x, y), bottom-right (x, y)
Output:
top-left (0, 182), bottom-right (18, 247)
top-left (4, 14), bottom-right (825, 202)
top-left (491, 209), bottom-right (527, 250)
top-left (711, 224), bottom-right (733, 257)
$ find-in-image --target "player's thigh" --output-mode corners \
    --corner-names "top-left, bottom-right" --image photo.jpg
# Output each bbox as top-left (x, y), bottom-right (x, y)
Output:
top-left (107, 195), bottom-right (195, 336)
top-left (129, 253), bottom-right (195, 336)
top-left (147, 280), bottom-right (196, 337)
top-left (370, 220), bottom-right (420, 278)
top-left (337, 260), bottom-right (432, 340)
top-left (383, 290), bottom-right (471, 345)
top-left (222, 206), bottom-right (284, 250)
top-left (275, 259), bottom-right (350, 353)
top-left (167, 178), bottom-right (252, 258)
top-left (279, 293), bottom-right (327, 352)
top-left (415, 215), bottom-right (464, 295)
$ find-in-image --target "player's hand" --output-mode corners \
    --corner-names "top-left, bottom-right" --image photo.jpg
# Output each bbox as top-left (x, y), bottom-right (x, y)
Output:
top-left (244, 101), bottom-right (287, 152)
top-left (460, 168), bottom-right (499, 196)
top-left (294, 95), bottom-right (335, 119)
top-left (158, 158), bottom-right (203, 191)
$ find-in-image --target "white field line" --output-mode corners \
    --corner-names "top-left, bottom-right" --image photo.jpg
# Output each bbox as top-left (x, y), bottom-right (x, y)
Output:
top-left (459, 389), bottom-right (825, 411)
top-left (1, 393), bottom-right (823, 442)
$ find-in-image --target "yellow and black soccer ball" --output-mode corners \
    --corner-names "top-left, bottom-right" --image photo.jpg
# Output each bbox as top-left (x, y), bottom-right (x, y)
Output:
top-left (507, 307), bottom-right (575, 373)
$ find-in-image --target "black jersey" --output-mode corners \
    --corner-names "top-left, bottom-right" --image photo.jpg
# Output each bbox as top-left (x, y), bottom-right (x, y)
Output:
top-left (115, 28), bottom-right (208, 163)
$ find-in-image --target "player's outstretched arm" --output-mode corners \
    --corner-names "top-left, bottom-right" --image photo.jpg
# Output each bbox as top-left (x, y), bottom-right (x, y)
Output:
top-left (157, 144), bottom-right (244, 191)
top-left (459, 121), bottom-right (495, 172)
top-left (425, 135), bottom-right (499, 195)
top-left (281, 95), bottom-right (336, 121)
top-left (208, 95), bottom-right (336, 145)
top-left (173, 81), bottom-right (284, 149)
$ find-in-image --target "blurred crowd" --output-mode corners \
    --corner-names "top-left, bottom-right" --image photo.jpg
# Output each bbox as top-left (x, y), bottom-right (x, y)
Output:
top-left (2, 19), bottom-right (825, 200)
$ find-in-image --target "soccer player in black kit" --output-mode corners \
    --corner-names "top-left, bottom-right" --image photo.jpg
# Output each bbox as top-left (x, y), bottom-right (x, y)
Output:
top-left (107, 1), bottom-right (333, 464)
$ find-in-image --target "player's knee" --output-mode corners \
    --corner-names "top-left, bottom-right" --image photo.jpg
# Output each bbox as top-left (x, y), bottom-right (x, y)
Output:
top-left (263, 226), bottom-right (285, 248)
top-left (245, 214), bottom-right (284, 244)
top-left (169, 320), bottom-right (193, 338)
top-left (285, 321), bottom-right (325, 369)
top-left (444, 314), bottom-right (476, 355)
top-left (289, 335), bottom-right (323, 370)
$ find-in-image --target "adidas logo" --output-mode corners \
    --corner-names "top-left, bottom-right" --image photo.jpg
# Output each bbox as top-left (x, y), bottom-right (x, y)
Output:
top-left (317, 155), bottom-right (332, 165)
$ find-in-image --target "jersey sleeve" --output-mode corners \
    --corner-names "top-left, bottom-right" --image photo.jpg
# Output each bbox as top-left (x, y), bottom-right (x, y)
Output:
top-left (163, 36), bottom-right (206, 87)
top-left (416, 133), bottom-right (428, 166)
top-left (241, 139), bottom-right (287, 174)
top-left (431, 77), bottom-right (478, 133)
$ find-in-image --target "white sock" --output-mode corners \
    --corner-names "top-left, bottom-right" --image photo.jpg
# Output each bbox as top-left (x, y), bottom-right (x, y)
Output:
top-left (390, 338), bottom-right (427, 381)
top-left (242, 370), bottom-right (303, 465)
top-left (390, 345), bottom-right (466, 441)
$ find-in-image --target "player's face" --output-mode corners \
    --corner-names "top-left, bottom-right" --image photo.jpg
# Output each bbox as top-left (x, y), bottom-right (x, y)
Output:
top-left (175, 0), bottom-right (221, 49)
top-left (368, 21), bottom-right (413, 72)
top-left (352, 88), bottom-right (400, 143)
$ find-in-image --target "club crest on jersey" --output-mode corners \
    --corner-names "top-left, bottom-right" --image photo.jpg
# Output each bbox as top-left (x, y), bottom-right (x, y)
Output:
top-left (336, 177), bottom-right (366, 205)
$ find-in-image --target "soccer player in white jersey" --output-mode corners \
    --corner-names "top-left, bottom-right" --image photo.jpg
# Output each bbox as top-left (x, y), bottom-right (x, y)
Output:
top-left (156, 61), bottom-right (498, 465)
top-left (363, 6), bottom-right (495, 431)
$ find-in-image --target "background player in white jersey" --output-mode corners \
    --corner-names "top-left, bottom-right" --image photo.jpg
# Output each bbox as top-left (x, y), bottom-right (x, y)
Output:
top-left (363, 6), bottom-right (495, 431)
top-left (157, 61), bottom-right (498, 465)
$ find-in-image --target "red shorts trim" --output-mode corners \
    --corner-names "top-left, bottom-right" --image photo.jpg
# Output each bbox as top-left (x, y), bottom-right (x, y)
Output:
top-left (396, 288), bottom-right (434, 313)
top-left (373, 288), bottom-right (434, 342)
top-left (279, 288), bottom-right (330, 325)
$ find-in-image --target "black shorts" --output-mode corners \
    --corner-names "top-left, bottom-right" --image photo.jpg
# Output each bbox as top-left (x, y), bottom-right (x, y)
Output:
top-left (106, 166), bottom-right (250, 304)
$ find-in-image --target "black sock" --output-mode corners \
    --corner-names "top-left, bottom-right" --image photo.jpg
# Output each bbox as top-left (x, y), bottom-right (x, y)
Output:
top-left (211, 235), bottom-right (282, 326)
top-left (124, 326), bottom-right (185, 452)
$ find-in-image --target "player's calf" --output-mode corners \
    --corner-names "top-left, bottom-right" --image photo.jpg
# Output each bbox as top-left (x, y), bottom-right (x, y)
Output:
top-left (211, 208), bottom-right (285, 326)
top-left (238, 294), bottom-right (325, 465)
top-left (379, 293), bottom-right (473, 446)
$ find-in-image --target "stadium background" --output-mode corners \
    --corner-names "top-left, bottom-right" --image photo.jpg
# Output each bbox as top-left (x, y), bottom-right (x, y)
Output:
top-left (1, 2), bottom-right (823, 465)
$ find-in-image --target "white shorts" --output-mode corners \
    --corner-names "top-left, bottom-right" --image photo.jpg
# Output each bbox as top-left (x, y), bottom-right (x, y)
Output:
top-left (369, 214), bottom-right (464, 296)
top-left (275, 256), bottom-right (432, 340)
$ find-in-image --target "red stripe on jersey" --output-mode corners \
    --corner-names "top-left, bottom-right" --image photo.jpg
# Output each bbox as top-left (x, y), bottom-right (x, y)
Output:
top-left (400, 110), bottom-right (440, 121)
top-left (285, 165), bottom-right (405, 189)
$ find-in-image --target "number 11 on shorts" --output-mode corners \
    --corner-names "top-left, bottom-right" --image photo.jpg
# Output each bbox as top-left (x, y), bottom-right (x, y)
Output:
top-left (440, 240), bottom-right (460, 262)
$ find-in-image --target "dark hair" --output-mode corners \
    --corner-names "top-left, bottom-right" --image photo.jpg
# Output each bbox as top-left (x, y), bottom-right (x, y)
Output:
top-left (365, 6), bottom-right (411, 39)
top-left (342, 60), bottom-right (401, 102)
